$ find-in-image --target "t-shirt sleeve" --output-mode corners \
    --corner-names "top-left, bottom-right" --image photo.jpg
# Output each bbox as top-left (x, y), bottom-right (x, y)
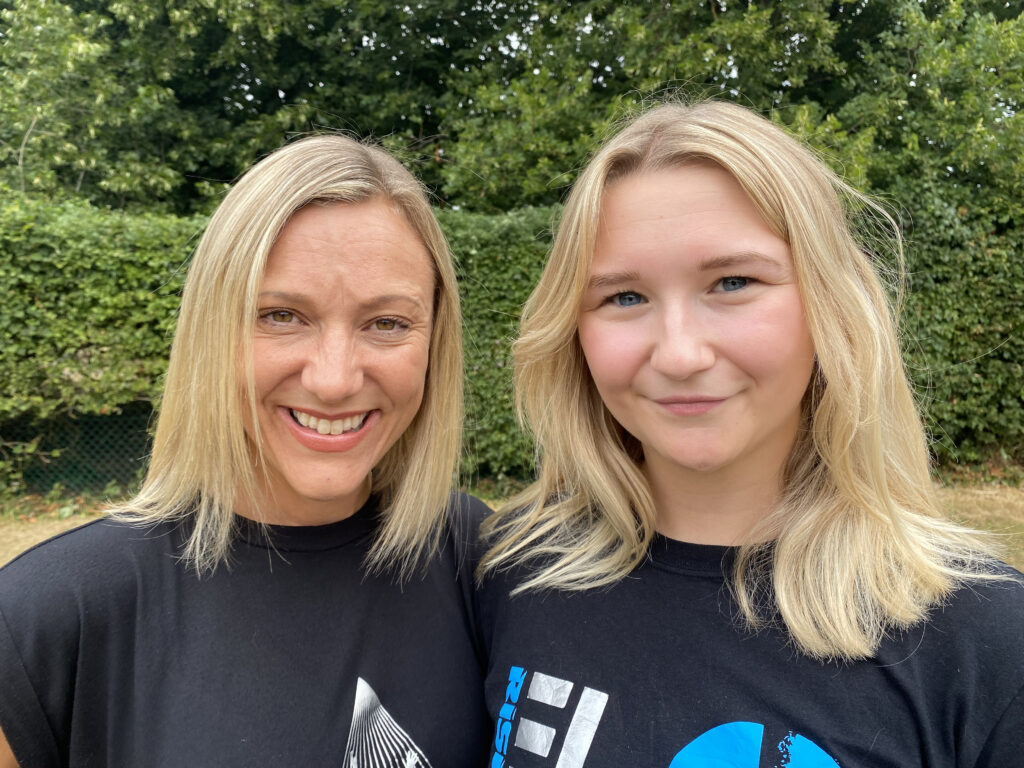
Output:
top-left (0, 520), bottom-right (134, 768)
top-left (0, 544), bottom-right (81, 768)
top-left (955, 570), bottom-right (1024, 767)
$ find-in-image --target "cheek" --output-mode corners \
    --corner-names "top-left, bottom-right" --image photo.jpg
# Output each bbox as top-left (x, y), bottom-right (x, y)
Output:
top-left (578, 319), bottom-right (644, 393)
top-left (741, 301), bottom-right (816, 391)
top-left (250, 339), bottom-right (294, 399)
top-left (386, 342), bottom-right (431, 409)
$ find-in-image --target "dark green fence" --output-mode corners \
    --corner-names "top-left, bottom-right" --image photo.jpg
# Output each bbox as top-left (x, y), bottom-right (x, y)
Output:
top-left (4, 403), bottom-right (152, 494)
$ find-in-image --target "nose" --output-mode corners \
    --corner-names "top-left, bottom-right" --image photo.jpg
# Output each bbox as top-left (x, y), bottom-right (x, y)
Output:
top-left (300, 328), bottom-right (364, 404)
top-left (649, 305), bottom-right (716, 380)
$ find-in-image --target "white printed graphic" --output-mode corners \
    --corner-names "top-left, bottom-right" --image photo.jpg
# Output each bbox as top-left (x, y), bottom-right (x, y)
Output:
top-left (342, 677), bottom-right (433, 768)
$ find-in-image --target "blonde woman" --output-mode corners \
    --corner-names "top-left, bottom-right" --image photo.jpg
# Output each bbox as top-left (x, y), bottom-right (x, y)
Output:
top-left (0, 135), bottom-right (490, 767)
top-left (477, 101), bottom-right (1024, 767)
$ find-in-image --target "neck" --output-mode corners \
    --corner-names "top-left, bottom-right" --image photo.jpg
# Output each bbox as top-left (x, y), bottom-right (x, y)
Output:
top-left (644, 456), bottom-right (783, 546)
top-left (235, 475), bottom-right (372, 527)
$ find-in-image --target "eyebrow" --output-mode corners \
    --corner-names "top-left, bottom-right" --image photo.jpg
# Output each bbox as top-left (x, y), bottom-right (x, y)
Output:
top-left (360, 294), bottom-right (430, 312)
top-left (259, 291), bottom-right (305, 302)
top-left (698, 251), bottom-right (787, 272)
top-left (586, 271), bottom-right (641, 290)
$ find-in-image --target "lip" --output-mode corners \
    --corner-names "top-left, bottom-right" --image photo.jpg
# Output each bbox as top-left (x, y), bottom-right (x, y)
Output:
top-left (652, 396), bottom-right (728, 416)
top-left (280, 406), bottom-right (380, 452)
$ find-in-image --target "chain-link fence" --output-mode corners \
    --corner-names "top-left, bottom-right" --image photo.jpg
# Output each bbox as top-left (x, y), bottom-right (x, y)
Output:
top-left (4, 402), bottom-right (153, 495)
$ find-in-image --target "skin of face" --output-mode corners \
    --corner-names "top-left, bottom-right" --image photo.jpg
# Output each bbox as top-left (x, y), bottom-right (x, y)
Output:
top-left (577, 163), bottom-right (816, 543)
top-left (244, 199), bottom-right (435, 526)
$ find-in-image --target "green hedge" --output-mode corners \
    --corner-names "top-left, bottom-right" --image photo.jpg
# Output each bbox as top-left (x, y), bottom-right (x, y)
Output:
top-left (0, 191), bottom-right (202, 493)
top-left (0, 192), bottom-right (201, 421)
top-left (1, 191), bottom-right (1021, 494)
top-left (901, 200), bottom-right (1024, 466)
top-left (439, 206), bottom-right (555, 481)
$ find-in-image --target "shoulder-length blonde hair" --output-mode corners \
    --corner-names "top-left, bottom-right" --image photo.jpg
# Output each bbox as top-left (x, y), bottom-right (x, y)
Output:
top-left (113, 134), bottom-right (463, 577)
top-left (481, 100), bottom-right (999, 660)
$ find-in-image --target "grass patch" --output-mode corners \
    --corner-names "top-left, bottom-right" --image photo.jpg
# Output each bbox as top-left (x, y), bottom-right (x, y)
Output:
top-left (0, 491), bottom-right (110, 566)
top-left (3, 484), bottom-right (1022, 571)
top-left (937, 485), bottom-right (1024, 569)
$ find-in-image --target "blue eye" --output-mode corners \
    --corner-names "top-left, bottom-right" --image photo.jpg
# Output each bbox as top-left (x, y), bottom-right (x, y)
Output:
top-left (612, 291), bottom-right (644, 307)
top-left (720, 276), bottom-right (748, 292)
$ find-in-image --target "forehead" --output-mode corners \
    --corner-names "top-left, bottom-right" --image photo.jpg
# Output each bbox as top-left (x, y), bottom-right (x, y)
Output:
top-left (592, 164), bottom-right (788, 267)
top-left (261, 200), bottom-right (435, 295)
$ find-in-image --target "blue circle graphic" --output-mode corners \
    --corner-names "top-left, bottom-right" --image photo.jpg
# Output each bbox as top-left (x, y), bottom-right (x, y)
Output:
top-left (667, 721), bottom-right (839, 768)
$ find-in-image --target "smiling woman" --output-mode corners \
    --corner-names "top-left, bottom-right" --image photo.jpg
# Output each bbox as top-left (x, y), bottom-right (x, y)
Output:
top-left (0, 136), bottom-right (490, 767)
top-left (245, 201), bottom-right (436, 527)
top-left (475, 101), bottom-right (1024, 767)
top-left (578, 164), bottom-right (816, 544)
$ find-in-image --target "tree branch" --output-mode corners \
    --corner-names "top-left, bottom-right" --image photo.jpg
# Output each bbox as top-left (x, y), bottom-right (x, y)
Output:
top-left (17, 115), bottom-right (39, 194)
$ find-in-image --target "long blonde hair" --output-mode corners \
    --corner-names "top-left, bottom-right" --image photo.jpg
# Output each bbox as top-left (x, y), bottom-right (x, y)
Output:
top-left (113, 134), bottom-right (464, 577)
top-left (480, 100), bottom-right (1000, 660)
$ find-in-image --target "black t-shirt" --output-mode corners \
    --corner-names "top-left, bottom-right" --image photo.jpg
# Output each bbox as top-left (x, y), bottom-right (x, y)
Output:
top-left (0, 493), bottom-right (491, 767)
top-left (476, 535), bottom-right (1024, 768)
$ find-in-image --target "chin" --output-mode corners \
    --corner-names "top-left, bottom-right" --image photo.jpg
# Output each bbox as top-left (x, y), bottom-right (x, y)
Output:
top-left (652, 447), bottom-right (735, 477)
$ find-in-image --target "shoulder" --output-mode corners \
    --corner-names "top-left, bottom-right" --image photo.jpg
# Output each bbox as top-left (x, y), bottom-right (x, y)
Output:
top-left (0, 517), bottom-right (183, 613)
top-left (443, 491), bottom-right (493, 547)
top-left (447, 491), bottom-right (493, 523)
top-left (920, 570), bottom-right (1024, 764)
top-left (3, 516), bottom-right (181, 569)
top-left (929, 565), bottom-right (1024, 643)
top-left (0, 518), bottom-right (185, 745)
top-left (877, 567), bottom-right (1024, 704)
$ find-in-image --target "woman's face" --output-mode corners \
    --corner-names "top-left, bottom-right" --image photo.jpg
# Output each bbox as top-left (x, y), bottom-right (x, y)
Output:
top-left (577, 164), bottom-right (815, 496)
top-left (246, 200), bottom-right (435, 525)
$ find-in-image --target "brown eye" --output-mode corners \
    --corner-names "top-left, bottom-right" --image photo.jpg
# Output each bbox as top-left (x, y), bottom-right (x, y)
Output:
top-left (269, 310), bottom-right (294, 323)
top-left (374, 317), bottom-right (399, 331)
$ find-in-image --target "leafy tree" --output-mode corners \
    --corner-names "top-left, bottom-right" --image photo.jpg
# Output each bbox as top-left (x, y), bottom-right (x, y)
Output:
top-left (0, 2), bottom-right (120, 199)
top-left (829, 1), bottom-right (1024, 463)
top-left (440, 0), bottom-right (846, 210)
top-left (1, 0), bottom-right (508, 211)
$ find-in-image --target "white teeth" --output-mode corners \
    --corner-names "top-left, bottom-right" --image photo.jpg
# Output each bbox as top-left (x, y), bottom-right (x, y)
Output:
top-left (291, 409), bottom-right (367, 435)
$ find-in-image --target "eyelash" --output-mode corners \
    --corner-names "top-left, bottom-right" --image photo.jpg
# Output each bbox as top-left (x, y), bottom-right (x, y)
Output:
top-left (259, 309), bottom-right (299, 325)
top-left (718, 276), bottom-right (752, 292)
top-left (371, 316), bottom-right (411, 333)
top-left (601, 291), bottom-right (645, 307)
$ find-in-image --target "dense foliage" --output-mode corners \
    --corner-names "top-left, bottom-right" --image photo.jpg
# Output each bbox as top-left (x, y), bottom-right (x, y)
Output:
top-left (0, 0), bottom-right (519, 211)
top-left (0, 190), bottom-right (202, 490)
top-left (0, 191), bottom-right (200, 421)
top-left (438, 206), bottom-right (555, 481)
top-left (1, 0), bottom-right (1021, 488)
top-left (4, 2), bottom-right (1019, 212)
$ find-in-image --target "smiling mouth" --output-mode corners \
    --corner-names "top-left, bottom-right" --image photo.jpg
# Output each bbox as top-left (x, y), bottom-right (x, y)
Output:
top-left (653, 397), bottom-right (728, 416)
top-left (290, 409), bottom-right (369, 435)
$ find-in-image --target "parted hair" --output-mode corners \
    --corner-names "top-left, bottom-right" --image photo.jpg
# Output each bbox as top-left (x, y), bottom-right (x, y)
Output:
top-left (479, 100), bottom-right (999, 660)
top-left (111, 134), bottom-right (463, 577)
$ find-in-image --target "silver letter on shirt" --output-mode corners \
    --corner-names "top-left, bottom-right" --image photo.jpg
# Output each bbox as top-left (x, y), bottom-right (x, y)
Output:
top-left (527, 671), bottom-right (574, 708)
top-left (554, 687), bottom-right (609, 768)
